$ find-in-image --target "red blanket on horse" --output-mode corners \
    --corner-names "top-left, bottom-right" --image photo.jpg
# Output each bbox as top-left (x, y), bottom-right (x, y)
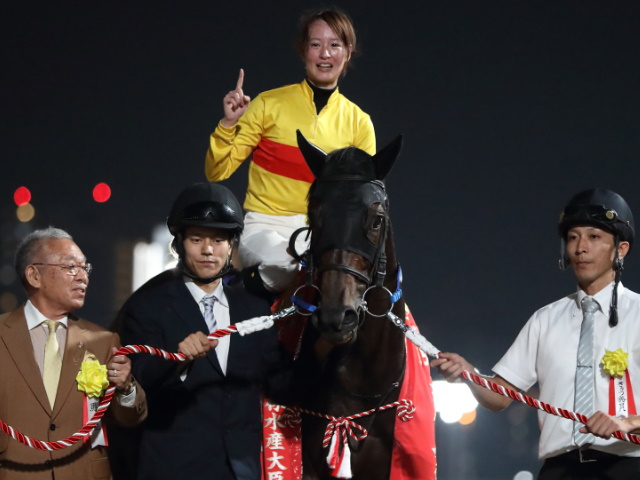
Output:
top-left (261, 308), bottom-right (436, 480)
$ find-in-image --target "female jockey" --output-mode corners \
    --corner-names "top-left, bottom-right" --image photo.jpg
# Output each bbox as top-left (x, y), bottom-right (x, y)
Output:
top-left (205, 8), bottom-right (376, 296)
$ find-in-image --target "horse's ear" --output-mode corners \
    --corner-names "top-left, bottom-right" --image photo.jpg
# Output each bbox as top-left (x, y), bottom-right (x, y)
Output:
top-left (297, 130), bottom-right (327, 179)
top-left (372, 135), bottom-right (403, 180)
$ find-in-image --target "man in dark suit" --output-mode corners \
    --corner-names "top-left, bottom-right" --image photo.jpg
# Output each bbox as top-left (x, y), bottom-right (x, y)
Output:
top-left (0, 227), bottom-right (147, 480)
top-left (113, 182), bottom-right (293, 480)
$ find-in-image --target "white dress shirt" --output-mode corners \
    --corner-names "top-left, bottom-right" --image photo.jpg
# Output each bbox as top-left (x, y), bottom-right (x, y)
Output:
top-left (24, 299), bottom-right (136, 405)
top-left (25, 299), bottom-right (68, 375)
top-left (185, 279), bottom-right (231, 375)
top-left (494, 282), bottom-right (640, 459)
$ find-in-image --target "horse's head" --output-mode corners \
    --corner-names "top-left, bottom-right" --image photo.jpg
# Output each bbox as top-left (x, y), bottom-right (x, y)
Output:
top-left (297, 131), bottom-right (403, 345)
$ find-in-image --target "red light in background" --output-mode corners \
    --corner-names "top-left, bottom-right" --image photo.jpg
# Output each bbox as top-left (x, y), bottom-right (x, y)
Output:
top-left (13, 186), bottom-right (31, 206)
top-left (93, 183), bottom-right (111, 203)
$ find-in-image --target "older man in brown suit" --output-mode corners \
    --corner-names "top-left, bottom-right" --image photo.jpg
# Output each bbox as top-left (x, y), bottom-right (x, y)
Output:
top-left (0, 227), bottom-right (147, 479)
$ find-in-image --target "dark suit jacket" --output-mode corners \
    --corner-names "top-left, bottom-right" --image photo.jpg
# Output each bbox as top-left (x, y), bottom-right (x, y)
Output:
top-left (0, 307), bottom-right (147, 480)
top-left (111, 269), bottom-right (293, 480)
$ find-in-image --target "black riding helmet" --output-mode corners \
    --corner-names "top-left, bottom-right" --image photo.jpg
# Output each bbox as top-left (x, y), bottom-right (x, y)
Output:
top-left (558, 188), bottom-right (634, 246)
top-left (558, 188), bottom-right (635, 326)
top-left (167, 182), bottom-right (244, 283)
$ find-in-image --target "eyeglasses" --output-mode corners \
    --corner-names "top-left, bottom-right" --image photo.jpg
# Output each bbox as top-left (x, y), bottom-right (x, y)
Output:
top-left (31, 263), bottom-right (93, 276)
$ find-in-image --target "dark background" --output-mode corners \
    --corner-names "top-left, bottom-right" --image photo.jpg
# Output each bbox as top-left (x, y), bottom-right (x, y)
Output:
top-left (2, 1), bottom-right (640, 478)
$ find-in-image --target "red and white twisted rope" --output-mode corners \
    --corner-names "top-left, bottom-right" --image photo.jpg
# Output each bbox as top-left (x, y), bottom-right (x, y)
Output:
top-left (285, 399), bottom-right (414, 477)
top-left (461, 369), bottom-right (640, 445)
top-left (386, 311), bottom-right (640, 445)
top-left (0, 308), bottom-right (295, 451)
top-left (295, 398), bottom-right (415, 447)
top-left (0, 387), bottom-right (116, 451)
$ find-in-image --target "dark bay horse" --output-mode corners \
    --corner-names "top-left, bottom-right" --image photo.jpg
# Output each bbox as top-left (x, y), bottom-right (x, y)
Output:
top-left (291, 132), bottom-right (408, 480)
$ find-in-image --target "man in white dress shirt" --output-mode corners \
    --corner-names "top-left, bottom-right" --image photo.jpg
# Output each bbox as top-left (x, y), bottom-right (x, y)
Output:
top-left (432, 188), bottom-right (640, 479)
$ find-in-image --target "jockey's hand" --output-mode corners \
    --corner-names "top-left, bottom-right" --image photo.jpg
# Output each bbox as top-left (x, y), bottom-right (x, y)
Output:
top-left (429, 352), bottom-right (475, 383)
top-left (221, 68), bottom-right (251, 128)
top-left (178, 332), bottom-right (218, 361)
top-left (580, 411), bottom-right (637, 438)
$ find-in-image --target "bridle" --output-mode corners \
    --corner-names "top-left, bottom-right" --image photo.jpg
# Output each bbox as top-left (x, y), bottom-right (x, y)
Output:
top-left (289, 177), bottom-right (403, 318)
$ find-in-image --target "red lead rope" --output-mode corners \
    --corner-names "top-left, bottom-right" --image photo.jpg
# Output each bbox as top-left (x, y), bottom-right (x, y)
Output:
top-left (387, 311), bottom-right (640, 446)
top-left (461, 369), bottom-right (640, 445)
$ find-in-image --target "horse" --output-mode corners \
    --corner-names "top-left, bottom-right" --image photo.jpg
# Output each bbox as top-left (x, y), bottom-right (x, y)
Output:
top-left (289, 131), bottom-right (409, 480)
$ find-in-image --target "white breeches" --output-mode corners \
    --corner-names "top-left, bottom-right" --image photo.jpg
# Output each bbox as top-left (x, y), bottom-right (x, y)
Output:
top-left (238, 211), bottom-right (310, 292)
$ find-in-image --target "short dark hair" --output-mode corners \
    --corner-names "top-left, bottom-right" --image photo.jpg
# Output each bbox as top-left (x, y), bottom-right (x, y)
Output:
top-left (295, 8), bottom-right (357, 76)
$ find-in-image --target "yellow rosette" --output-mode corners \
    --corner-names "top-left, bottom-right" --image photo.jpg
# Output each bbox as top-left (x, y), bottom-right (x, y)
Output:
top-left (601, 348), bottom-right (629, 378)
top-left (76, 351), bottom-right (109, 398)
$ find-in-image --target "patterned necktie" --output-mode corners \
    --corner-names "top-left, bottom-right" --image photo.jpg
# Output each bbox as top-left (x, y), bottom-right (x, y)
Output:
top-left (574, 296), bottom-right (598, 446)
top-left (202, 295), bottom-right (218, 333)
top-left (43, 320), bottom-right (62, 409)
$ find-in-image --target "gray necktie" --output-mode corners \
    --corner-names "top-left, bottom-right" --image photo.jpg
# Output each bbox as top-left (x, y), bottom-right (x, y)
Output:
top-left (202, 295), bottom-right (217, 333)
top-left (574, 296), bottom-right (598, 446)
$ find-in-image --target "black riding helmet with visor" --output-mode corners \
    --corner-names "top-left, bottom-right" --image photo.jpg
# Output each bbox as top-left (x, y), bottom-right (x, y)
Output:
top-left (167, 182), bottom-right (244, 284)
top-left (558, 188), bottom-right (635, 326)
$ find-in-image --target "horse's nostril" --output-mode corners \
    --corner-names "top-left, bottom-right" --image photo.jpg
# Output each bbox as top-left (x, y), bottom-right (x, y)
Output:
top-left (343, 309), bottom-right (359, 328)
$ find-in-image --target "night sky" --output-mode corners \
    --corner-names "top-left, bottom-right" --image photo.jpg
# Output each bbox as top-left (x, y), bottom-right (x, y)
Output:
top-left (3, 1), bottom-right (640, 478)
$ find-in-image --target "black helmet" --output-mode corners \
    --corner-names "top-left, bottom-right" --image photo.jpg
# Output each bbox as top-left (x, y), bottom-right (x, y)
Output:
top-left (167, 182), bottom-right (243, 238)
top-left (558, 188), bottom-right (634, 246)
top-left (558, 188), bottom-right (634, 327)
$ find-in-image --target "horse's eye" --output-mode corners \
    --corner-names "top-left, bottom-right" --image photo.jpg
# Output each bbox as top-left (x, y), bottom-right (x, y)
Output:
top-left (372, 215), bottom-right (384, 230)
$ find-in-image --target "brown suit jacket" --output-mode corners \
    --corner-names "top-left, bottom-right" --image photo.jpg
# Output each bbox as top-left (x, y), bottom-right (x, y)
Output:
top-left (0, 306), bottom-right (147, 480)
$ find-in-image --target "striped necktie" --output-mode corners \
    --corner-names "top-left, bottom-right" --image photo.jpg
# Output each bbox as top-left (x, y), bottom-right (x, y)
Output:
top-left (574, 296), bottom-right (598, 446)
top-left (43, 320), bottom-right (62, 409)
top-left (202, 295), bottom-right (218, 333)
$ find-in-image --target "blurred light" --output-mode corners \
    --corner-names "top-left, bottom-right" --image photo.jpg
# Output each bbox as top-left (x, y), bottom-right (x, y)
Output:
top-left (93, 182), bottom-right (111, 203)
top-left (458, 409), bottom-right (477, 425)
top-left (16, 203), bottom-right (35, 222)
top-left (0, 292), bottom-right (18, 313)
top-left (432, 380), bottom-right (478, 424)
top-left (513, 471), bottom-right (534, 480)
top-left (133, 242), bottom-right (165, 291)
top-left (131, 224), bottom-right (175, 292)
top-left (13, 186), bottom-right (31, 206)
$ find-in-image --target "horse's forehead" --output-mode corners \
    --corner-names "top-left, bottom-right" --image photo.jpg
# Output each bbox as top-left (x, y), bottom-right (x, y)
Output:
top-left (323, 147), bottom-right (375, 177)
top-left (312, 181), bottom-right (386, 210)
